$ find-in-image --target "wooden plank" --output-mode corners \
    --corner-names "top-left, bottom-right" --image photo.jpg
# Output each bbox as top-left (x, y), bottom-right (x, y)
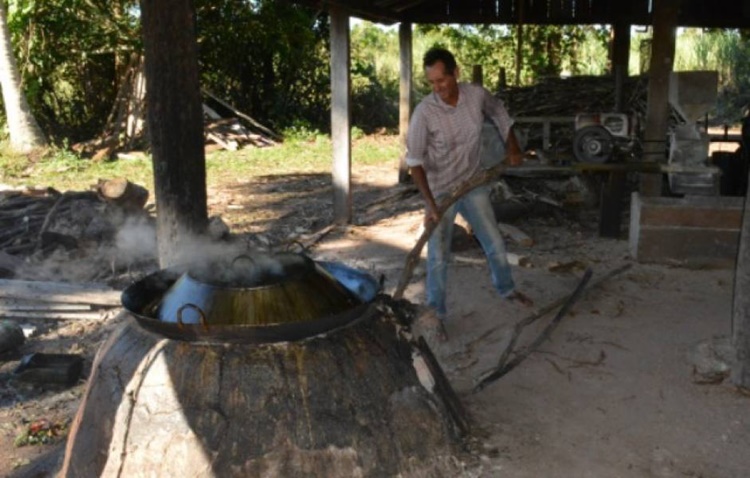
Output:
top-left (0, 298), bottom-right (92, 311)
top-left (0, 311), bottom-right (106, 321)
top-left (0, 279), bottom-right (121, 306)
top-left (330, 7), bottom-right (352, 224)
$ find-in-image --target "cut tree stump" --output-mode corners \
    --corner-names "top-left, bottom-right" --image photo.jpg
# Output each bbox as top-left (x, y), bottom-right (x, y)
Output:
top-left (61, 298), bottom-right (465, 477)
top-left (96, 178), bottom-right (149, 212)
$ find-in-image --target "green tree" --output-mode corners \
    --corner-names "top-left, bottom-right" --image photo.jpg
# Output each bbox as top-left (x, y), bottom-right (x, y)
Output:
top-left (195, 0), bottom-right (331, 132)
top-left (6, 0), bottom-right (139, 142)
top-left (675, 28), bottom-right (750, 122)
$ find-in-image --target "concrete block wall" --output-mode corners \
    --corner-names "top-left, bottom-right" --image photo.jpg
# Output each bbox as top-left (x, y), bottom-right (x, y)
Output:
top-left (629, 192), bottom-right (744, 268)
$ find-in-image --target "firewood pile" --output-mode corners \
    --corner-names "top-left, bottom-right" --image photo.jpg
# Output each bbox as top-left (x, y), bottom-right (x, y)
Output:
top-left (0, 179), bottom-right (157, 283)
top-left (499, 75), bottom-right (684, 150)
top-left (202, 89), bottom-right (280, 151)
top-left (500, 75), bottom-right (648, 117)
top-left (204, 117), bottom-right (277, 150)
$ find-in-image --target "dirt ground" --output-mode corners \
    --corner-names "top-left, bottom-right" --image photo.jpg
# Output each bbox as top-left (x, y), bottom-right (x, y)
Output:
top-left (1, 160), bottom-right (749, 477)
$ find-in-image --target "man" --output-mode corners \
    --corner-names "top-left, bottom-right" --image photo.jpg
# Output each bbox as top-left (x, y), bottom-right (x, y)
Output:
top-left (406, 47), bottom-right (533, 341)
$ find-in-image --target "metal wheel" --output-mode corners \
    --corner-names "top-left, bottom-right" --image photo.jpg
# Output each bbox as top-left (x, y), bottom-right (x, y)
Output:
top-left (573, 125), bottom-right (614, 163)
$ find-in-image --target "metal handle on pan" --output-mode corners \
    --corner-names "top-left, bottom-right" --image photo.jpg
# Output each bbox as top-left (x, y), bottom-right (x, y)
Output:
top-left (176, 303), bottom-right (209, 332)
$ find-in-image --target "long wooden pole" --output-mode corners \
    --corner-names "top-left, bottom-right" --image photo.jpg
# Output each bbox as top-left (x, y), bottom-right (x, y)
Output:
top-left (330, 7), bottom-right (352, 224)
top-left (398, 22), bottom-right (413, 184)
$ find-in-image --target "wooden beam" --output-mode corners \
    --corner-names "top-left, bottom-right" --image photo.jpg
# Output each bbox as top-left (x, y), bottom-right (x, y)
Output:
top-left (611, 20), bottom-right (630, 112)
top-left (0, 279), bottom-right (121, 306)
top-left (641, 0), bottom-right (680, 196)
top-left (398, 21), bottom-right (413, 184)
top-left (515, 0), bottom-right (524, 86)
top-left (611, 21), bottom-right (631, 75)
top-left (330, 7), bottom-right (352, 224)
top-left (471, 65), bottom-right (484, 86)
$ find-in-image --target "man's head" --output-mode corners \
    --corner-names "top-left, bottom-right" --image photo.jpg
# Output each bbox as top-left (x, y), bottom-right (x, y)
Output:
top-left (423, 47), bottom-right (460, 106)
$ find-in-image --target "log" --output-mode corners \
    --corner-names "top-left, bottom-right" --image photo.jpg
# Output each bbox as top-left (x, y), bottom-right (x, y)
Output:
top-left (497, 222), bottom-right (534, 247)
top-left (0, 279), bottom-right (121, 306)
top-left (96, 178), bottom-right (149, 211)
top-left (62, 299), bottom-right (464, 477)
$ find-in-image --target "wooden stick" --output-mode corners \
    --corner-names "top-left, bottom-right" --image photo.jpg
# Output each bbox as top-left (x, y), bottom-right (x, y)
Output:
top-left (466, 263), bottom-right (632, 352)
top-left (473, 268), bottom-right (593, 392)
top-left (393, 162), bottom-right (507, 300)
top-left (472, 263), bottom-right (632, 392)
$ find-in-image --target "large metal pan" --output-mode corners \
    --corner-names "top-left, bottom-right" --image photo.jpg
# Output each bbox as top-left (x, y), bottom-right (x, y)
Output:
top-left (121, 254), bottom-right (381, 344)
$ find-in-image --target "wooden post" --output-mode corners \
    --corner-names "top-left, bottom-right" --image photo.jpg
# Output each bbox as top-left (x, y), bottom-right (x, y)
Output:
top-left (141, 0), bottom-right (207, 268)
top-left (471, 65), bottom-right (483, 86)
top-left (498, 67), bottom-right (507, 89)
top-left (515, 1), bottom-right (525, 86)
top-left (329, 7), bottom-right (352, 223)
top-left (732, 170), bottom-right (750, 388)
top-left (611, 21), bottom-right (631, 76)
top-left (611, 21), bottom-right (631, 112)
top-left (398, 22), bottom-right (412, 184)
top-left (599, 172), bottom-right (627, 238)
top-left (641, 0), bottom-right (679, 196)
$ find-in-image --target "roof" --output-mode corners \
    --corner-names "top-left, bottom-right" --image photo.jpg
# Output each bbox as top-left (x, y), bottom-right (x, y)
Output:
top-left (294, 0), bottom-right (750, 28)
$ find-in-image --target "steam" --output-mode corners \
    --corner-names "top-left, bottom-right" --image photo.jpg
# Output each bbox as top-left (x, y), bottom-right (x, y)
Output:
top-left (115, 217), bottom-right (158, 265)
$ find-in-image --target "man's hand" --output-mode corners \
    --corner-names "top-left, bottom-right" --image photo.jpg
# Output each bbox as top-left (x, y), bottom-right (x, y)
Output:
top-left (410, 165), bottom-right (440, 226)
top-left (424, 204), bottom-right (439, 226)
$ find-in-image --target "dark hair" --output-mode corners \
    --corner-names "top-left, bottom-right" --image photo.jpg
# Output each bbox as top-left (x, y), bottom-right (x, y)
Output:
top-left (423, 47), bottom-right (457, 75)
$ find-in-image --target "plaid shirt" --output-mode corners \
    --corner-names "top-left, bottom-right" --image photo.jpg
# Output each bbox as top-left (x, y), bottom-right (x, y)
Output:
top-left (406, 82), bottom-right (513, 196)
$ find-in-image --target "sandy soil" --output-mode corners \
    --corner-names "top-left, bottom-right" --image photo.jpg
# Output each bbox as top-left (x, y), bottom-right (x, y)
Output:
top-left (1, 161), bottom-right (748, 477)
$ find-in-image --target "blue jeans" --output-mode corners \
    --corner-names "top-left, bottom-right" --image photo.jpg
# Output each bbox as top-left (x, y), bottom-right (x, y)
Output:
top-left (426, 185), bottom-right (515, 319)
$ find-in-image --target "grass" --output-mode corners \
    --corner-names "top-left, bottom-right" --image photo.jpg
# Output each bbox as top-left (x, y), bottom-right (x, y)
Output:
top-left (0, 134), bottom-right (401, 193)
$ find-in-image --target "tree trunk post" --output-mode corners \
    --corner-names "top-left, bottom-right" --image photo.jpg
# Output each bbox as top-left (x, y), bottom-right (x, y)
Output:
top-left (471, 65), bottom-right (483, 86)
top-left (641, 0), bottom-right (679, 196)
top-left (140, 0), bottom-right (208, 267)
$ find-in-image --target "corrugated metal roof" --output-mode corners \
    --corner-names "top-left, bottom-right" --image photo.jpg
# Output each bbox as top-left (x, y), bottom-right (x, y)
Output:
top-left (293, 0), bottom-right (750, 27)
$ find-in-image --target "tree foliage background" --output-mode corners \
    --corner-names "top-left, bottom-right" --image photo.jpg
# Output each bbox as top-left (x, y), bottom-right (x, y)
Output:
top-left (0, 0), bottom-right (749, 146)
